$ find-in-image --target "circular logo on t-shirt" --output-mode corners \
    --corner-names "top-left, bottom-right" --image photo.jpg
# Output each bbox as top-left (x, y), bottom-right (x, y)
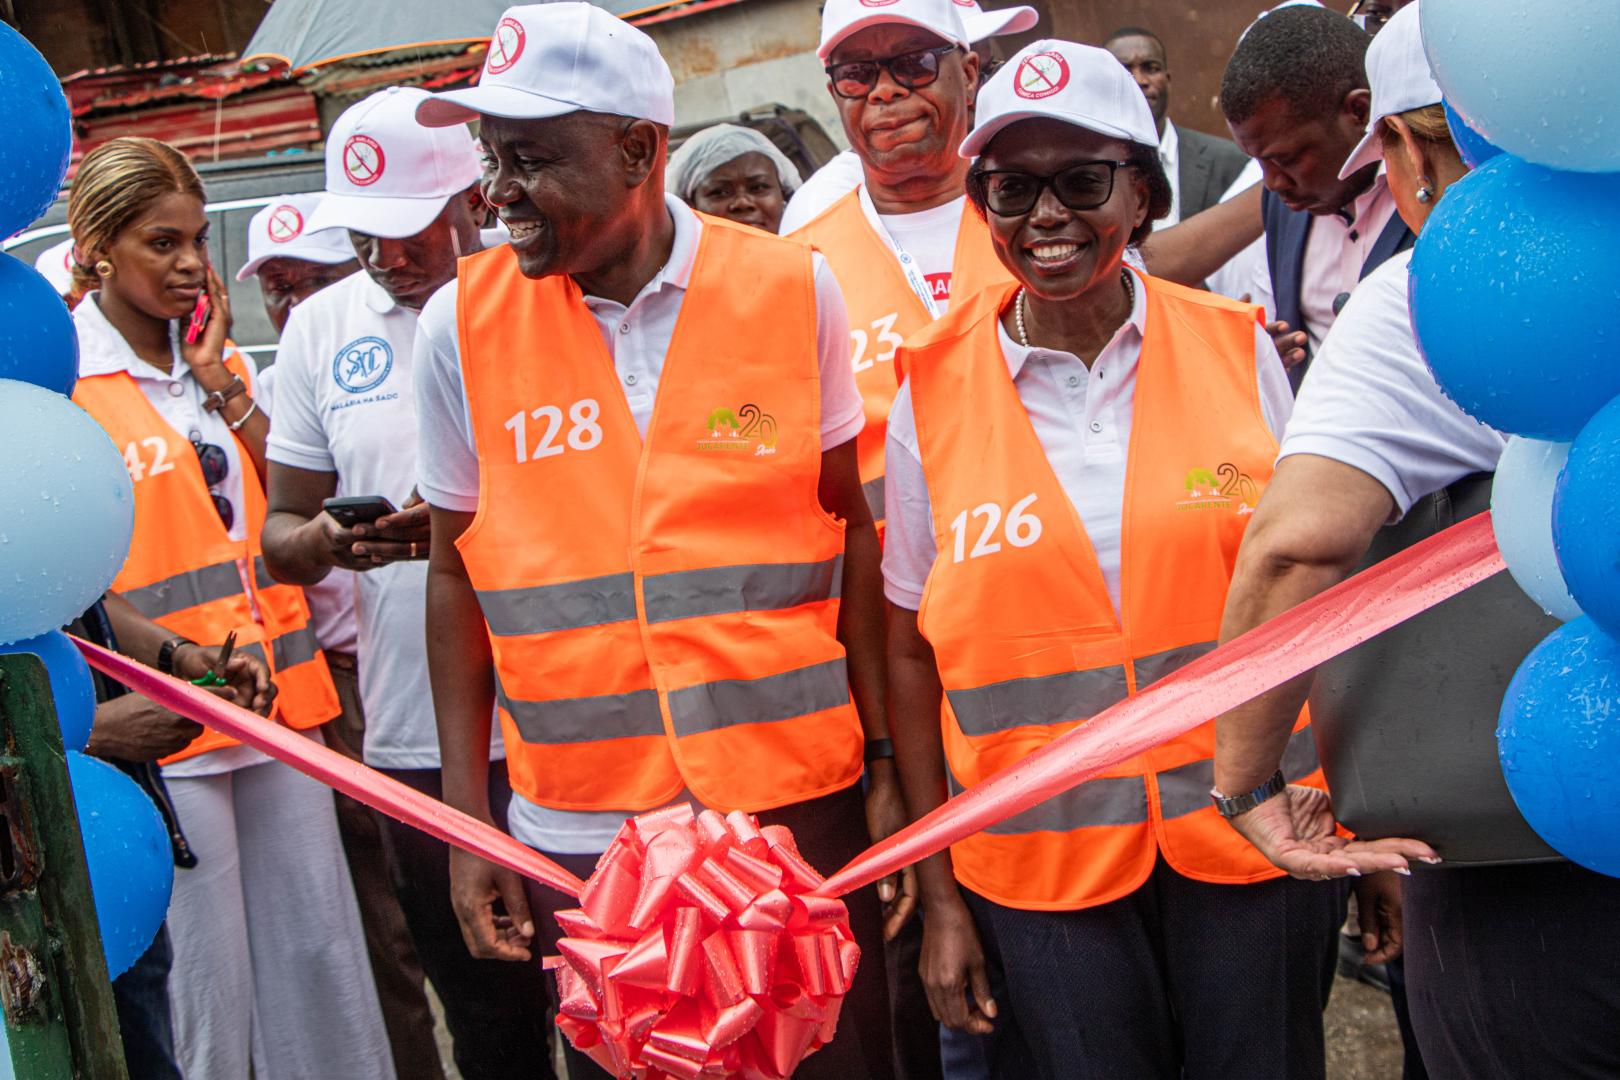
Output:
top-left (342, 135), bottom-right (386, 187)
top-left (1014, 52), bottom-right (1070, 100)
top-left (333, 336), bottom-right (394, 394)
top-left (486, 16), bottom-right (526, 74)
top-left (266, 204), bottom-right (305, 243)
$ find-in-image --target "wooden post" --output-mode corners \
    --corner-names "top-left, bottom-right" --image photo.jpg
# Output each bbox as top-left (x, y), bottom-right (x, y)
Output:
top-left (0, 653), bottom-right (129, 1079)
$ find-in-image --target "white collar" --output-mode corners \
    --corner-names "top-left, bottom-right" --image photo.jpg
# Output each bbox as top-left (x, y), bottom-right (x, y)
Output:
top-left (582, 194), bottom-right (698, 306)
top-left (1158, 120), bottom-right (1179, 164)
top-left (73, 293), bottom-right (183, 381)
top-left (359, 270), bottom-right (399, 315)
top-left (999, 266), bottom-right (1148, 380)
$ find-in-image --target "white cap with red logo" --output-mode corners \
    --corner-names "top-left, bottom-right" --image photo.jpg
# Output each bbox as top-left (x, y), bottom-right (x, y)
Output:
top-left (818, 0), bottom-right (971, 61)
top-left (960, 38), bottom-right (1159, 158)
top-left (33, 237), bottom-right (75, 295)
top-left (236, 193), bottom-right (357, 281)
top-left (416, 3), bottom-right (674, 129)
top-left (957, 0), bottom-right (1038, 43)
top-left (306, 86), bottom-right (483, 241)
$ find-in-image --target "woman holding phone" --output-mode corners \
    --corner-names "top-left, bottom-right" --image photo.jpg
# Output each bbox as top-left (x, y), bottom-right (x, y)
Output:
top-left (67, 137), bottom-right (393, 1080)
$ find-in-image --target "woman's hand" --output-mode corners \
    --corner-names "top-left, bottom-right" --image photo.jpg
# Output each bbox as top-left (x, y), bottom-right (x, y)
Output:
top-left (1229, 785), bottom-right (1438, 879)
top-left (179, 265), bottom-right (234, 380)
top-left (920, 893), bottom-right (997, 1035)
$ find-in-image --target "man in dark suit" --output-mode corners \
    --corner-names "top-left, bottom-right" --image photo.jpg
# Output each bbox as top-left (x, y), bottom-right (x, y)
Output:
top-left (1219, 6), bottom-right (1414, 388)
top-left (1106, 26), bottom-right (1250, 223)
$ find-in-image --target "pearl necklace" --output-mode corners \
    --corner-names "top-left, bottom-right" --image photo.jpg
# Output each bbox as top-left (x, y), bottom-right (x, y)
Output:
top-left (1015, 269), bottom-right (1135, 349)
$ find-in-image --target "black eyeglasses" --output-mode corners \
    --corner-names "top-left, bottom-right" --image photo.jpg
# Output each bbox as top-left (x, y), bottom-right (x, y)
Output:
top-left (826, 45), bottom-right (960, 99)
top-left (970, 160), bottom-right (1134, 217)
top-left (191, 437), bottom-right (234, 531)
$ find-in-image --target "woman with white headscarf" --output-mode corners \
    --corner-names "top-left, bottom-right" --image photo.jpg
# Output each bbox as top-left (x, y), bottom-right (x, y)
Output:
top-left (666, 123), bottom-right (802, 233)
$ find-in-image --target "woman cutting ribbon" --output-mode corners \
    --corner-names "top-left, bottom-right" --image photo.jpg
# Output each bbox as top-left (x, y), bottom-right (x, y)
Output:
top-left (882, 40), bottom-right (1342, 1078)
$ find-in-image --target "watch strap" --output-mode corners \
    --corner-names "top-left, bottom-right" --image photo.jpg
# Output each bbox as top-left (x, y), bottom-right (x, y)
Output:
top-left (1211, 769), bottom-right (1287, 819)
top-left (157, 635), bottom-right (196, 676)
top-left (202, 375), bottom-right (246, 413)
top-left (864, 738), bottom-right (895, 763)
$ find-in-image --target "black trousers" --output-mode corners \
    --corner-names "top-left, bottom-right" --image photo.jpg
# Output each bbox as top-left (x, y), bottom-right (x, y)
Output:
top-left (524, 781), bottom-right (896, 1080)
top-left (961, 856), bottom-right (1345, 1080)
top-left (1402, 861), bottom-right (1620, 1080)
top-left (381, 763), bottom-right (557, 1080)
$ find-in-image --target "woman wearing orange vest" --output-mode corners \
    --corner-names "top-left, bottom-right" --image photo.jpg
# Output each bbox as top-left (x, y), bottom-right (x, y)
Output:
top-left (66, 138), bottom-right (392, 1080)
top-left (883, 43), bottom-right (1343, 1078)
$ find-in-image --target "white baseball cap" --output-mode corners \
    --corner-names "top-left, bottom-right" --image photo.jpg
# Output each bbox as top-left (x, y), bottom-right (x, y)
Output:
top-left (1339, 1), bottom-right (1440, 179)
top-left (235, 194), bottom-right (357, 281)
top-left (33, 237), bottom-right (75, 295)
top-left (306, 87), bottom-right (484, 240)
top-left (960, 39), bottom-right (1159, 158)
top-left (818, 0), bottom-right (971, 62)
top-left (958, 1), bottom-right (1038, 43)
top-left (416, 3), bottom-right (674, 129)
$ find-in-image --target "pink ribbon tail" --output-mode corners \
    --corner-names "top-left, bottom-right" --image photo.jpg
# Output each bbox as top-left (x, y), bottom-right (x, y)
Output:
top-left (817, 511), bottom-right (1505, 899)
top-left (72, 638), bottom-right (586, 899)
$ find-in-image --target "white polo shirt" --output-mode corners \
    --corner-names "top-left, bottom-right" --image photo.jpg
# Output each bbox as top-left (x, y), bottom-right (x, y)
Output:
top-left (1278, 249), bottom-right (1505, 516)
top-left (267, 270), bottom-right (502, 769)
top-left (414, 195), bottom-right (864, 853)
top-left (74, 294), bottom-right (271, 779)
top-left (883, 270), bottom-right (1293, 613)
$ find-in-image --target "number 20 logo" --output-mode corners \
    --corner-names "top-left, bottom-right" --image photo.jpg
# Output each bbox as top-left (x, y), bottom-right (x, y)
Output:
top-left (949, 494), bottom-right (1042, 562)
top-left (504, 398), bottom-right (603, 462)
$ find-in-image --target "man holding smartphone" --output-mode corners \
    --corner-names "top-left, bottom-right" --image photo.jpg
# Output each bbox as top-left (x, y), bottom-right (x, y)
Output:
top-left (259, 87), bottom-right (557, 1080)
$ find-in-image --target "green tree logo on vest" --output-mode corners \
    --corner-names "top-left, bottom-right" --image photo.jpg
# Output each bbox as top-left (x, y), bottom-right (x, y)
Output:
top-left (698, 403), bottom-right (779, 455)
top-left (1177, 463), bottom-right (1259, 514)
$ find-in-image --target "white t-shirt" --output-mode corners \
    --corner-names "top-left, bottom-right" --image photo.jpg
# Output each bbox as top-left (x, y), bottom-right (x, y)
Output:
top-left (876, 195), bottom-right (966, 314)
top-left (883, 270), bottom-right (1293, 613)
top-left (414, 195), bottom-right (863, 852)
top-left (1278, 249), bottom-right (1505, 516)
top-left (779, 149), bottom-right (865, 235)
top-left (256, 364), bottom-right (360, 657)
top-left (74, 294), bottom-right (270, 778)
top-left (266, 270), bottom-right (501, 769)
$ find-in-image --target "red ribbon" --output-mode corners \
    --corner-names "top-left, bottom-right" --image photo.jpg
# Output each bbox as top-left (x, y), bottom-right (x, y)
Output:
top-left (545, 804), bottom-right (857, 1079)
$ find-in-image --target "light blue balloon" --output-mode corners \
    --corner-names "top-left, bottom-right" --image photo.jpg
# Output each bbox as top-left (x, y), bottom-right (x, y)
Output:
top-left (0, 253), bottom-right (77, 395)
top-left (1552, 395), bottom-right (1620, 639)
top-left (64, 751), bottom-right (173, 979)
top-left (1423, 0), bottom-right (1620, 173)
top-left (1491, 438), bottom-right (1583, 622)
top-left (0, 630), bottom-right (95, 752)
top-left (1498, 618), bottom-right (1620, 877)
top-left (0, 379), bottom-right (134, 646)
top-left (0, 24), bottom-right (71, 240)
top-left (1410, 155), bottom-right (1620, 440)
top-left (1442, 99), bottom-right (1501, 170)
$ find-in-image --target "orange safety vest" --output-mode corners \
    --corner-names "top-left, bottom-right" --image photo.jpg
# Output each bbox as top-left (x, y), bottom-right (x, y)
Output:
top-left (454, 214), bottom-right (864, 814)
top-left (904, 275), bottom-right (1325, 911)
top-left (791, 189), bottom-right (1013, 532)
top-left (73, 351), bottom-right (338, 763)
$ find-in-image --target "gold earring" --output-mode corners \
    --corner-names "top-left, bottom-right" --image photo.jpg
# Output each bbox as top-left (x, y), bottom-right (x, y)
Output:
top-left (95, 260), bottom-right (114, 277)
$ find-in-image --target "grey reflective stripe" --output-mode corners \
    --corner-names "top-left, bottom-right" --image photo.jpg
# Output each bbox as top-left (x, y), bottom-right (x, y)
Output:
top-left (475, 573), bottom-right (636, 637)
top-left (946, 667), bottom-right (1128, 737)
top-left (1155, 726), bottom-right (1321, 820)
top-left (496, 679), bottom-right (665, 745)
top-left (643, 557), bottom-right (843, 624)
top-left (668, 658), bottom-right (851, 738)
top-left (1132, 641), bottom-right (1216, 690)
top-left (863, 477), bottom-right (885, 522)
top-left (254, 556), bottom-right (276, 592)
top-left (121, 560), bottom-right (244, 619)
top-left (947, 763), bottom-right (1149, 834)
top-left (267, 624), bottom-right (322, 669)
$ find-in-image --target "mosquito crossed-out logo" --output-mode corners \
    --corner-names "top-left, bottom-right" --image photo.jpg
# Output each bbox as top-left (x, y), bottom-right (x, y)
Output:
top-left (266, 204), bottom-right (304, 243)
top-left (342, 135), bottom-right (386, 187)
top-left (486, 16), bottom-right (526, 74)
top-left (1014, 52), bottom-right (1070, 100)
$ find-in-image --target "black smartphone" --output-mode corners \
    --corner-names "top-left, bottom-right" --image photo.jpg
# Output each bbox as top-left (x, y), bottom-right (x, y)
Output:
top-left (323, 495), bottom-right (398, 528)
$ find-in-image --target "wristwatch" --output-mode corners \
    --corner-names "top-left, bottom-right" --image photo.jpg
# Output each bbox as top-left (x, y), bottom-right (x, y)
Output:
top-left (1210, 769), bottom-right (1287, 819)
top-left (864, 738), bottom-right (895, 763)
top-left (157, 635), bottom-right (197, 676)
top-left (202, 375), bottom-right (246, 414)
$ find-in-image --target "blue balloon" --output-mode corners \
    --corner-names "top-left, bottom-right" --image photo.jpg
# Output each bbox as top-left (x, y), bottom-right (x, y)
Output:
top-left (1498, 618), bottom-right (1620, 876)
top-left (1442, 99), bottom-right (1501, 170)
top-left (0, 253), bottom-right (77, 395)
top-left (64, 751), bottom-right (173, 978)
top-left (1492, 437), bottom-right (1583, 622)
top-left (1552, 395), bottom-right (1620, 639)
top-left (1423, 0), bottom-right (1620, 173)
top-left (0, 23), bottom-right (71, 240)
top-left (1410, 155), bottom-right (1620, 440)
top-left (0, 379), bottom-right (134, 646)
top-left (0, 630), bottom-right (95, 752)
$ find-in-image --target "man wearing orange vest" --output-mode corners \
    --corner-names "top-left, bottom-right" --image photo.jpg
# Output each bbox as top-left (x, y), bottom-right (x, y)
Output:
top-left (411, 5), bottom-right (902, 1077)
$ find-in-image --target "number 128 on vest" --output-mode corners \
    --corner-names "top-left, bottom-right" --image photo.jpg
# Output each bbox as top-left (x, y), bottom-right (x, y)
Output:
top-left (504, 399), bottom-right (603, 463)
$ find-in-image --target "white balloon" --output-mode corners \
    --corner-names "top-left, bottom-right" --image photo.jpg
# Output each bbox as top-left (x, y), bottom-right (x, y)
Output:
top-left (1423, 0), bottom-right (1620, 173)
top-left (0, 379), bottom-right (134, 645)
top-left (1491, 437), bottom-right (1583, 622)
